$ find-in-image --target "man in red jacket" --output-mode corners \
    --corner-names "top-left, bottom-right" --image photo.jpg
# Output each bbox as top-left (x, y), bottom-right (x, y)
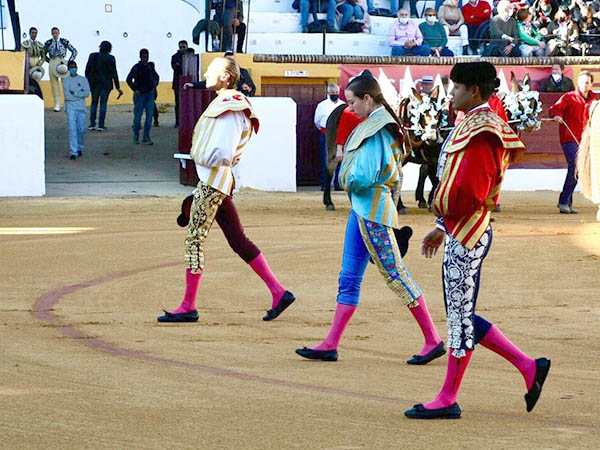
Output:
top-left (405, 62), bottom-right (550, 420)
top-left (462, 0), bottom-right (492, 54)
top-left (549, 70), bottom-right (596, 214)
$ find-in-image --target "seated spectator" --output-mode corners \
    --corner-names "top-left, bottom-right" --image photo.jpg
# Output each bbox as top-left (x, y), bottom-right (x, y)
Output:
top-left (438, 0), bottom-right (470, 54)
top-left (462, 0), bottom-right (493, 54)
top-left (516, 8), bottom-right (546, 56)
top-left (0, 75), bottom-right (10, 90)
top-left (337, 0), bottom-right (371, 33)
top-left (532, 0), bottom-right (558, 34)
top-left (366, 0), bottom-right (414, 18)
top-left (539, 63), bottom-right (575, 92)
top-left (388, 9), bottom-right (431, 56)
top-left (419, 8), bottom-right (455, 55)
top-left (546, 7), bottom-right (582, 55)
top-left (578, 5), bottom-right (600, 55)
top-left (298, 0), bottom-right (337, 32)
top-left (435, 0), bottom-right (462, 13)
top-left (487, 0), bottom-right (522, 56)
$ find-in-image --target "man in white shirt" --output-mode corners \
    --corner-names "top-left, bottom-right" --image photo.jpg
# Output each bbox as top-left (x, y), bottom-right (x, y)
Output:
top-left (314, 83), bottom-right (345, 189)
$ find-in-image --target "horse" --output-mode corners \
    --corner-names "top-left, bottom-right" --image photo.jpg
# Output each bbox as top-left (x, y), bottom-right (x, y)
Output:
top-left (396, 86), bottom-right (453, 212)
top-left (499, 72), bottom-right (543, 133)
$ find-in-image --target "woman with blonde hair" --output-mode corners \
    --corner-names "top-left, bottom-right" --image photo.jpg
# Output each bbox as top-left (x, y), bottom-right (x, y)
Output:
top-left (438, 0), bottom-right (469, 54)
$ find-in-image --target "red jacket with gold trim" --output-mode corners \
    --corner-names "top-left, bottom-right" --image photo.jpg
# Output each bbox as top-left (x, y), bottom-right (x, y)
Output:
top-left (433, 107), bottom-right (525, 249)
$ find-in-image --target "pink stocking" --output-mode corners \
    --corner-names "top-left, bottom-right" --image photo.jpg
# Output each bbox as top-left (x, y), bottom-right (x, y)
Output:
top-left (171, 268), bottom-right (202, 314)
top-left (479, 324), bottom-right (536, 390)
top-left (424, 351), bottom-right (473, 410)
top-left (408, 295), bottom-right (442, 356)
top-left (249, 253), bottom-right (286, 308)
top-left (312, 303), bottom-right (356, 351)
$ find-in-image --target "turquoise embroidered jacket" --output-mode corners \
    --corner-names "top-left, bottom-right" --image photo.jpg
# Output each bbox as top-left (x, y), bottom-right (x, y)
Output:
top-left (339, 107), bottom-right (404, 229)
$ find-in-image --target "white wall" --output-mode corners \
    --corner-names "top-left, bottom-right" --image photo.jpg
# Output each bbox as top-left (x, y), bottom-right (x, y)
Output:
top-left (0, 95), bottom-right (45, 196)
top-left (14, 0), bottom-right (205, 84)
top-left (234, 97), bottom-right (297, 192)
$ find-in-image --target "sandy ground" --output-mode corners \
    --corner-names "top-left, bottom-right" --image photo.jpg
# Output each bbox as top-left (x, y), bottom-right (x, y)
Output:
top-left (1, 190), bottom-right (599, 449)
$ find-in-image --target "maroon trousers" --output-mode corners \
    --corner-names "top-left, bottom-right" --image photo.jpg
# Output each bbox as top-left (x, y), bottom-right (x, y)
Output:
top-left (215, 195), bottom-right (260, 263)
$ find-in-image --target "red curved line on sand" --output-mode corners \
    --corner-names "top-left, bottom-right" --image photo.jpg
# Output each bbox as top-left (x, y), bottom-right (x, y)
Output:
top-left (30, 262), bottom-right (595, 429)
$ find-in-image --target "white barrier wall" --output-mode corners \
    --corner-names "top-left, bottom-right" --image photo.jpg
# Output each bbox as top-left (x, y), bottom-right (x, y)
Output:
top-left (0, 95), bottom-right (45, 196)
top-left (234, 97), bottom-right (297, 192)
top-left (175, 97), bottom-right (297, 192)
top-left (400, 163), bottom-right (572, 192)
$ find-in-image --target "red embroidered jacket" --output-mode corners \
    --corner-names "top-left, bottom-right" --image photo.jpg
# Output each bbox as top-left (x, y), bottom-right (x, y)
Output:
top-left (433, 107), bottom-right (525, 249)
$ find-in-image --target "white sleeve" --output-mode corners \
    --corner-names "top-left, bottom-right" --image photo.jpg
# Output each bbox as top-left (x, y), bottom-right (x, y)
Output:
top-left (200, 111), bottom-right (246, 167)
top-left (314, 102), bottom-right (324, 129)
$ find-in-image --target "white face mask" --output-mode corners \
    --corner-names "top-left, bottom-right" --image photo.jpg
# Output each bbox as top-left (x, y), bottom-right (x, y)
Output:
top-left (398, 17), bottom-right (409, 24)
top-left (552, 73), bottom-right (562, 82)
top-left (426, 16), bottom-right (437, 24)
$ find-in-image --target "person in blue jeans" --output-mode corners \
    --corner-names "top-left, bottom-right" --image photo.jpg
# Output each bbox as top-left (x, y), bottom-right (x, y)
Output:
top-left (338, 1), bottom-right (365, 30)
top-left (300, 0), bottom-right (337, 32)
top-left (62, 61), bottom-right (90, 160)
top-left (388, 9), bottom-right (431, 56)
top-left (126, 48), bottom-right (159, 145)
top-left (85, 40), bottom-right (123, 131)
top-left (366, 0), bottom-right (420, 17)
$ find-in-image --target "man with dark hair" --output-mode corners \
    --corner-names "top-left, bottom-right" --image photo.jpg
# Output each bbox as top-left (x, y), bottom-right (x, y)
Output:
top-left (405, 62), bottom-right (550, 419)
top-left (44, 27), bottom-right (77, 111)
top-left (85, 41), bottom-right (122, 131)
top-left (171, 40), bottom-right (193, 128)
top-left (126, 49), bottom-right (160, 145)
top-left (63, 61), bottom-right (90, 160)
top-left (540, 63), bottom-right (575, 92)
top-left (549, 70), bottom-right (596, 213)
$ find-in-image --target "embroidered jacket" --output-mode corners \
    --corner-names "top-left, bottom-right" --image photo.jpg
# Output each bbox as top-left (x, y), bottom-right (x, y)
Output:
top-left (339, 107), bottom-right (405, 229)
top-left (190, 89), bottom-right (259, 195)
top-left (22, 39), bottom-right (45, 59)
top-left (433, 107), bottom-right (525, 249)
top-left (44, 37), bottom-right (77, 61)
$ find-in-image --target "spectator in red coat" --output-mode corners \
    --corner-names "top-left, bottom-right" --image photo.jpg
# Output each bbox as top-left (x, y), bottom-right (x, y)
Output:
top-left (549, 70), bottom-right (596, 214)
top-left (462, 0), bottom-right (492, 54)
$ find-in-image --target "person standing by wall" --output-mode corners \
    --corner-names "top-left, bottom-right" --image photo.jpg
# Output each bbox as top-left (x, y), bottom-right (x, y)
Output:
top-left (85, 41), bottom-right (122, 131)
top-left (314, 84), bottom-right (345, 190)
top-left (549, 71), bottom-right (596, 214)
top-left (539, 63), bottom-right (575, 92)
top-left (126, 49), bottom-right (159, 145)
top-left (44, 27), bottom-right (77, 112)
top-left (63, 61), bottom-right (90, 160)
top-left (171, 40), bottom-right (191, 129)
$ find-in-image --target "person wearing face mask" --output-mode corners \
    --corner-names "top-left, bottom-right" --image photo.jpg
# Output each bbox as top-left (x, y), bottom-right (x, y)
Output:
top-left (532, 0), bottom-right (558, 33)
top-left (549, 71), bottom-right (596, 214)
top-left (315, 84), bottom-right (345, 190)
top-left (388, 9), bottom-right (431, 56)
top-left (488, 0), bottom-right (521, 56)
top-left (419, 8), bottom-right (455, 55)
top-left (540, 63), bottom-right (575, 92)
top-left (546, 7), bottom-right (582, 56)
top-left (578, 6), bottom-right (600, 55)
top-left (62, 61), bottom-right (90, 160)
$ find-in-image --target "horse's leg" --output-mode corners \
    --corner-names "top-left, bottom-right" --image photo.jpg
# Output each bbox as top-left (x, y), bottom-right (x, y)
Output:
top-left (323, 171), bottom-right (335, 211)
top-left (397, 191), bottom-right (408, 215)
top-left (416, 164), bottom-right (428, 208)
top-left (427, 163), bottom-right (439, 208)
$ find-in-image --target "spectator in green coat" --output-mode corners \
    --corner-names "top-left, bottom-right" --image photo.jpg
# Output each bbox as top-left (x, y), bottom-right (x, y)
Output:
top-left (516, 8), bottom-right (546, 57)
top-left (419, 8), bottom-right (455, 56)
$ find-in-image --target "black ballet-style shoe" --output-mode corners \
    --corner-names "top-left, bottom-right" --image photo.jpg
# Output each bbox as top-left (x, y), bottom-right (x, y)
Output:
top-left (404, 403), bottom-right (461, 419)
top-left (525, 358), bottom-right (551, 412)
top-left (262, 291), bottom-right (296, 321)
top-left (176, 194), bottom-right (194, 227)
top-left (406, 341), bottom-right (446, 365)
top-left (295, 347), bottom-right (338, 361)
top-left (157, 309), bottom-right (199, 323)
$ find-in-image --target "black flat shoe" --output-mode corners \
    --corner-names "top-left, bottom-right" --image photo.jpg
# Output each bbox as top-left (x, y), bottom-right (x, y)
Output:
top-left (295, 347), bottom-right (338, 361)
top-left (263, 291), bottom-right (295, 321)
top-left (406, 341), bottom-right (446, 365)
top-left (176, 194), bottom-right (194, 227)
top-left (404, 403), bottom-right (461, 419)
top-left (157, 309), bottom-right (199, 323)
top-left (525, 357), bottom-right (551, 412)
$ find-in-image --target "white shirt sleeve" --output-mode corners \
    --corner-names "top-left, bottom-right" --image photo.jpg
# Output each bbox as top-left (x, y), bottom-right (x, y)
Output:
top-left (314, 100), bottom-right (325, 130)
top-left (193, 111), bottom-right (248, 168)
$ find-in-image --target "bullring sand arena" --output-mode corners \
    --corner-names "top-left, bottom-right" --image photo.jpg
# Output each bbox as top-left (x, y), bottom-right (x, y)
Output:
top-left (1, 109), bottom-right (599, 449)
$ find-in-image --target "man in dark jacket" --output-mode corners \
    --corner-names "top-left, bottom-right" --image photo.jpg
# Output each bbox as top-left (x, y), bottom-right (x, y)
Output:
top-left (540, 63), bottom-right (575, 92)
top-left (171, 40), bottom-right (195, 128)
top-left (85, 41), bottom-right (123, 131)
top-left (126, 49), bottom-right (160, 145)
